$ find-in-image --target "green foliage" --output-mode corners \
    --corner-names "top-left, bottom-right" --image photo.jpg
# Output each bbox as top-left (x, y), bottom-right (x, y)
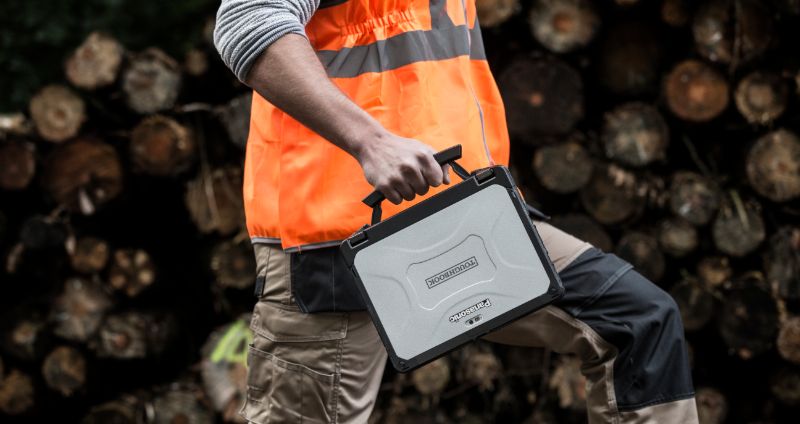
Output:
top-left (0, 0), bottom-right (217, 112)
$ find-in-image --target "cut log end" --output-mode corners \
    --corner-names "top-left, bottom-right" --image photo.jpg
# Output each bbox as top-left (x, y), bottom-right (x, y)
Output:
top-left (662, 0), bottom-right (690, 26)
top-left (669, 171), bottom-right (721, 226)
top-left (0, 140), bottom-right (36, 190)
top-left (735, 72), bottom-right (789, 125)
top-left (696, 387), bottom-right (728, 424)
top-left (29, 85), bottom-right (85, 143)
top-left (411, 357), bottom-right (450, 395)
top-left (579, 164), bottom-right (641, 225)
top-left (210, 239), bottom-right (256, 290)
top-left (476, 0), bottom-right (519, 28)
top-left (658, 218), bottom-right (698, 257)
top-left (529, 0), bottom-right (599, 53)
top-left (746, 129), bottom-right (800, 202)
top-left (69, 236), bottom-right (110, 274)
top-left (712, 194), bottom-right (765, 257)
top-left (130, 115), bottom-right (196, 176)
top-left (122, 48), bottom-right (182, 114)
top-left (65, 31), bottom-right (124, 90)
top-left (664, 60), bottom-right (730, 122)
top-left (185, 167), bottom-right (245, 236)
top-left (764, 226), bottom-right (800, 300)
top-left (615, 232), bottom-right (665, 282)
top-left (49, 278), bottom-right (113, 342)
top-left (670, 277), bottom-right (715, 331)
top-left (42, 346), bottom-right (87, 397)
top-left (692, 0), bottom-right (771, 66)
top-left (532, 140), bottom-right (593, 193)
top-left (108, 248), bottom-right (156, 297)
top-left (0, 369), bottom-right (35, 415)
top-left (778, 316), bottom-right (800, 364)
top-left (697, 256), bottom-right (733, 288)
top-left (602, 102), bottom-right (669, 167)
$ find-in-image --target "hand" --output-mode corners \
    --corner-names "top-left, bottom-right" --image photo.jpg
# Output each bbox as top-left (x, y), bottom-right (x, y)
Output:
top-left (355, 132), bottom-right (451, 205)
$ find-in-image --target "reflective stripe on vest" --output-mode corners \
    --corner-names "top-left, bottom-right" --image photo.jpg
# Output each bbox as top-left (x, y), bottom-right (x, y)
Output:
top-left (243, 0), bottom-right (511, 250)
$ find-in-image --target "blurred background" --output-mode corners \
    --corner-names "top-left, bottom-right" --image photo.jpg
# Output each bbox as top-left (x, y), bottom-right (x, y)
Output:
top-left (1, 0), bottom-right (799, 423)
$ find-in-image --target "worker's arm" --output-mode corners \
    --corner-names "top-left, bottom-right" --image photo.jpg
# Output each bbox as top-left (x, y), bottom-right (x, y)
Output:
top-left (213, 0), bottom-right (449, 205)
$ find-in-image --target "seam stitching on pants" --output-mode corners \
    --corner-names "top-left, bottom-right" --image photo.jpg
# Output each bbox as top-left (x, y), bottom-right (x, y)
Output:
top-left (331, 317), bottom-right (346, 423)
top-left (572, 263), bottom-right (633, 316)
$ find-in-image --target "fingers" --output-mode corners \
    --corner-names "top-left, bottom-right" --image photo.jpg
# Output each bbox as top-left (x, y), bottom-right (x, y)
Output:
top-left (441, 163), bottom-right (451, 185)
top-left (419, 152), bottom-right (445, 187)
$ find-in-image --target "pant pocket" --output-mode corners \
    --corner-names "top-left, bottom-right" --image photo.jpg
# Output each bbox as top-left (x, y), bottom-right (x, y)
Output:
top-left (241, 344), bottom-right (337, 424)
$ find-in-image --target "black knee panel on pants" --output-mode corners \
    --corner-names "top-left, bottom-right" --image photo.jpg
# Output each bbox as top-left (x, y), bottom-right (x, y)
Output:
top-left (556, 248), bottom-right (696, 411)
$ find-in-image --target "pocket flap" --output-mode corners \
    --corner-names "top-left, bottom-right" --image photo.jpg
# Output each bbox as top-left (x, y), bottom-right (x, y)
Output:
top-left (250, 302), bottom-right (347, 342)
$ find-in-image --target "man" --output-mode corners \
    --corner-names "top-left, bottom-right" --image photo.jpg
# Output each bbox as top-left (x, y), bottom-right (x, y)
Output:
top-left (213, 0), bottom-right (699, 422)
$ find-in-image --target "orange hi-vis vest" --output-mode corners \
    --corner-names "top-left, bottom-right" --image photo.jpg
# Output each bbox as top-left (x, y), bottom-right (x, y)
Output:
top-left (244, 0), bottom-right (511, 251)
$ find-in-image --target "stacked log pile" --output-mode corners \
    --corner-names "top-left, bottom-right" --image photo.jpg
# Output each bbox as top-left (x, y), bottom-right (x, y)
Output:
top-left (0, 0), bottom-right (799, 423)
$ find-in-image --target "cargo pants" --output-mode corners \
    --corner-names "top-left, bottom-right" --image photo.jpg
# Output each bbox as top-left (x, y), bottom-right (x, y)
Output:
top-left (240, 221), bottom-right (699, 424)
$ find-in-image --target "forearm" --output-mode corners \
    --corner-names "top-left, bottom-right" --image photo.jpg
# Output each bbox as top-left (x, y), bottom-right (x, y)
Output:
top-left (244, 34), bottom-right (386, 159)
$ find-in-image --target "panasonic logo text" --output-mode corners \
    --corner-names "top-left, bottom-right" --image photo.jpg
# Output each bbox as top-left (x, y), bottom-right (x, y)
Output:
top-left (449, 299), bottom-right (492, 323)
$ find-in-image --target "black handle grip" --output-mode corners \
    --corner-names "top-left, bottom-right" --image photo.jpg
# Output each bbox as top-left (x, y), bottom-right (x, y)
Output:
top-left (362, 145), bottom-right (463, 208)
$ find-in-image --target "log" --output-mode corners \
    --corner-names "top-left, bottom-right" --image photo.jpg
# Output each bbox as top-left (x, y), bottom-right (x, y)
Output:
top-left (150, 387), bottom-right (214, 424)
top-left (579, 164), bottom-right (642, 225)
top-left (548, 356), bottom-right (586, 410)
top-left (746, 129), bottom-right (800, 202)
top-left (456, 344), bottom-right (502, 391)
top-left (664, 60), bottom-right (730, 122)
top-left (214, 93), bottom-right (252, 150)
top-left (42, 346), bottom-right (87, 397)
top-left (0, 140), bottom-right (36, 190)
top-left (0, 369), bottom-right (35, 415)
top-left (696, 387), bottom-right (728, 424)
top-left (528, 0), bottom-right (599, 53)
top-left (763, 226), bottom-right (800, 300)
top-left (532, 140), bottom-right (592, 193)
top-left (669, 171), bottom-right (721, 226)
top-left (411, 357), bottom-right (451, 396)
top-left (185, 166), bottom-right (245, 236)
top-left (122, 48), bottom-right (182, 114)
top-left (108, 248), bottom-right (156, 297)
top-left (91, 311), bottom-right (177, 359)
top-left (497, 56), bottom-right (584, 140)
top-left (41, 137), bottom-right (123, 215)
top-left (65, 32), bottom-right (124, 90)
top-left (712, 193), bottom-right (765, 257)
top-left (200, 317), bottom-right (251, 422)
top-left (29, 84), bottom-right (85, 143)
top-left (20, 214), bottom-right (67, 250)
top-left (130, 115), bottom-right (196, 176)
top-left (0, 112), bottom-right (32, 136)
top-left (210, 239), bottom-right (256, 290)
top-left (475, 0), bottom-right (519, 28)
top-left (184, 48), bottom-right (209, 77)
top-left (734, 72), bottom-right (789, 125)
top-left (615, 232), bottom-right (665, 282)
top-left (658, 218), bottom-right (698, 257)
top-left (692, 0), bottom-right (772, 66)
top-left (595, 21), bottom-right (661, 96)
top-left (697, 256), bottom-right (733, 289)
top-left (49, 278), bottom-right (113, 342)
top-left (777, 316), bottom-right (800, 365)
top-left (81, 395), bottom-right (143, 424)
top-left (549, 213), bottom-right (613, 253)
top-left (69, 236), bottom-right (110, 274)
top-left (3, 316), bottom-right (47, 361)
top-left (718, 273), bottom-right (779, 359)
top-left (602, 102), bottom-right (669, 167)
top-left (670, 277), bottom-right (715, 331)
top-left (770, 367), bottom-right (800, 406)
top-left (661, 0), bottom-right (690, 27)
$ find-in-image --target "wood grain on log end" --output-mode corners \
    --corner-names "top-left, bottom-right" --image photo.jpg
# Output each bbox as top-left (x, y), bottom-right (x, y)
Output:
top-left (210, 239), bottom-right (256, 290)
top-left (49, 278), bottom-right (113, 342)
top-left (664, 60), bottom-right (729, 122)
top-left (151, 389), bottom-right (214, 424)
top-left (498, 56), bottom-right (584, 140)
top-left (29, 85), bottom-right (85, 143)
top-left (5, 317), bottom-right (47, 361)
top-left (580, 164), bottom-right (641, 225)
top-left (669, 171), bottom-right (721, 226)
top-left (185, 167), bottom-right (244, 236)
top-left (735, 72), bottom-right (788, 125)
top-left (65, 32), bottom-right (124, 90)
top-left (670, 277), bottom-right (715, 331)
top-left (533, 140), bottom-right (592, 193)
top-left (42, 137), bottom-right (123, 215)
top-left (122, 48), bottom-right (181, 114)
top-left (615, 231), bottom-right (665, 282)
top-left (42, 346), bottom-right (87, 397)
top-left (746, 129), bottom-right (800, 202)
top-left (69, 236), bottom-right (110, 274)
top-left (697, 256), bottom-right (732, 289)
top-left (712, 193), bottom-right (765, 257)
top-left (778, 316), bottom-right (800, 364)
top-left (0, 140), bottom-right (36, 190)
top-left (696, 387), bottom-right (728, 424)
top-left (602, 102), bottom-right (669, 167)
top-left (764, 226), bottom-right (800, 300)
top-left (108, 248), bottom-right (156, 297)
top-left (476, 0), bottom-right (519, 28)
top-left (411, 357), bottom-right (450, 396)
top-left (658, 218), bottom-right (698, 257)
top-left (529, 0), bottom-right (599, 53)
top-left (0, 369), bottom-right (35, 415)
top-left (130, 115), bottom-right (195, 176)
top-left (693, 0), bottom-right (771, 65)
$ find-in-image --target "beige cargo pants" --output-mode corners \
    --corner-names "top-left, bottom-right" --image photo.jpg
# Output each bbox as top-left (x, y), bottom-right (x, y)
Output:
top-left (240, 221), bottom-right (699, 424)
